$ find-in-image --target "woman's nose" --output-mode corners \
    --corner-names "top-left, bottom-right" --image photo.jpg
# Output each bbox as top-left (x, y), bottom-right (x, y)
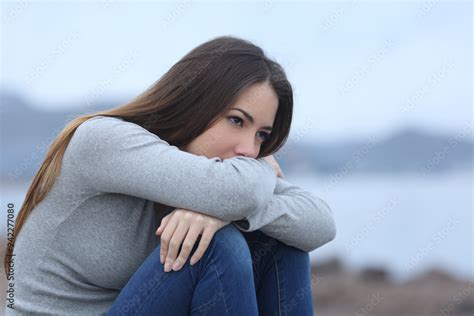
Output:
top-left (234, 140), bottom-right (258, 158)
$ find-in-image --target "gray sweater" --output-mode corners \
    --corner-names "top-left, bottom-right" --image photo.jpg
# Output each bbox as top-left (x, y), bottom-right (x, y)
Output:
top-left (6, 116), bottom-right (336, 315)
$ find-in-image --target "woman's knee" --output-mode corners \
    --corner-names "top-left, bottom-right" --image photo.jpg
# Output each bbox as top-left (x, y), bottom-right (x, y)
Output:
top-left (276, 241), bottom-right (311, 271)
top-left (284, 244), bottom-right (310, 262)
top-left (204, 224), bottom-right (253, 272)
top-left (251, 232), bottom-right (311, 267)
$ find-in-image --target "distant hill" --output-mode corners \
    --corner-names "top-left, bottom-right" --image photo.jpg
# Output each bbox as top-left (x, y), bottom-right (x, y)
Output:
top-left (278, 128), bottom-right (473, 175)
top-left (1, 90), bottom-right (472, 181)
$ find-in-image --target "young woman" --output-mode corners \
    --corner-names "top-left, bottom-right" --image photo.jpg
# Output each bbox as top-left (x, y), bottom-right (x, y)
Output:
top-left (4, 35), bottom-right (336, 315)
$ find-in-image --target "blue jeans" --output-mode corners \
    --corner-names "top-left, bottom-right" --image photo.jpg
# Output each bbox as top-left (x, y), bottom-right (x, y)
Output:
top-left (107, 224), bottom-right (314, 315)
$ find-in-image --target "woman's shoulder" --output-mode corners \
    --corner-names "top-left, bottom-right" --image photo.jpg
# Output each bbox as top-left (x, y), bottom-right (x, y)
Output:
top-left (75, 115), bottom-right (145, 139)
top-left (69, 115), bottom-right (154, 157)
top-left (80, 115), bottom-right (125, 127)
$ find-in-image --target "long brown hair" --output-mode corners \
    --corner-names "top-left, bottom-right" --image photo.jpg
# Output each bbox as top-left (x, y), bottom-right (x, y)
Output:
top-left (4, 35), bottom-right (293, 275)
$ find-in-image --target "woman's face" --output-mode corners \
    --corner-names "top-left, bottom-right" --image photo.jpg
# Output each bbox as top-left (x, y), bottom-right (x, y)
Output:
top-left (182, 82), bottom-right (279, 160)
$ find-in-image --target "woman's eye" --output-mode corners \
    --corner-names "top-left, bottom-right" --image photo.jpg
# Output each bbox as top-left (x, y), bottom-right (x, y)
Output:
top-left (228, 116), bottom-right (270, 141)
top-left (228, 116), bottom-right (243, 127)
top-left (258, 132), bottom-right (270, 141)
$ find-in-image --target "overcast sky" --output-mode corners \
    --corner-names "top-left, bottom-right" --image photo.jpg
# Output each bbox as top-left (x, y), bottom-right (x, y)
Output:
top-left (1, 0), bottom-right (472, 141)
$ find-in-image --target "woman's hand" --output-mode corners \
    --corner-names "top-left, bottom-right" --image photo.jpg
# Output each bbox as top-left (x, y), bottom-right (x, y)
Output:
top-left (262, 155), bottom-right (285, 178)
top-left (156, 208), bottom-right (230, 272)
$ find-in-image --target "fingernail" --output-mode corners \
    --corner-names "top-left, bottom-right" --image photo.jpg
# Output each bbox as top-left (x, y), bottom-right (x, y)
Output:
top-left (160, 255), bottom-right (164, 264)
top-left (190, 258), bottom-right (196, 265)
top-left (172, 261), bottom-right (181, 271)
top-left (164, 262), bottom-right (171, 272)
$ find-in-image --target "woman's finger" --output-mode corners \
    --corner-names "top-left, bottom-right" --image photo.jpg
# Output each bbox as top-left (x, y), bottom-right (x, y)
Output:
top-left (159, 217), bottom-right (179, 265)
top-left (171, 225), bottom-right (203, 271)
top-left (156, 214), bottom-right (171, 235)
top-left (164, 222), bottom-right (189, 272)
top-left (189, 227), bottom-right (216, 266)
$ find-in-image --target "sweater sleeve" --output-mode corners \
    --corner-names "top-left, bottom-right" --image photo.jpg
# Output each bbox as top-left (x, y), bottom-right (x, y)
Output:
top-left (66, 116), bottom-right (277, 221)
top-left (232, 177), bottom-right (337, 252)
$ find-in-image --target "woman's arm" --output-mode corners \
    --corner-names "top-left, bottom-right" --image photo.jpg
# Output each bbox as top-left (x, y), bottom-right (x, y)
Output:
top-left (233, 177), bottom-right (337, 252)
top-left (66, 116), bottom-right (277, 221)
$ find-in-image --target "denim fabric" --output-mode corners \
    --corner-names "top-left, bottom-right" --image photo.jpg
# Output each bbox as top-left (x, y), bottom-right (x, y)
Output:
top-left (107, 224), bottom-right (314, 315)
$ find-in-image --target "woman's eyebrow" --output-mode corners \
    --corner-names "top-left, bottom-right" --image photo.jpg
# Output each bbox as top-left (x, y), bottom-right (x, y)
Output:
top-left (230, 107), bottom-right (273, 131)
